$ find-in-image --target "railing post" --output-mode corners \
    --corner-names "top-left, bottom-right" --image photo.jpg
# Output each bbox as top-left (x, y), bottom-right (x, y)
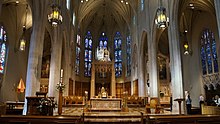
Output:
top-left (141, 112), bottom-right (144, 124)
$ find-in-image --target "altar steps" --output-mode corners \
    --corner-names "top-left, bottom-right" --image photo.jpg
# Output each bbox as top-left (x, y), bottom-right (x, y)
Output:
top-left (83, 112), bottom-right (141, 124)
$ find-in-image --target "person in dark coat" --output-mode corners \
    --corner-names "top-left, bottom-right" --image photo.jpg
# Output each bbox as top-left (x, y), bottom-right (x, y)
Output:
top-left (186, 95), bottom-right (192, 114)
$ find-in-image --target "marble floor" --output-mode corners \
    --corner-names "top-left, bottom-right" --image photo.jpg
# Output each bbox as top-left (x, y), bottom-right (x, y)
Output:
top-left (54, 106), bottom-right (178, 116)
top-left (52, 106), bottom-right (186, 123)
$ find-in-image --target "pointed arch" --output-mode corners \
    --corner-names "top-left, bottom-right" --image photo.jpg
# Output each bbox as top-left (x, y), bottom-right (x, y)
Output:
top-left (0, 25), bottom-right (7, 74)
top-left (84, 31), bottom-right (93, 77)
top-left (114, 31), bottom-right (122, 77)
top-left (200, 29), bottom-right (219, 75)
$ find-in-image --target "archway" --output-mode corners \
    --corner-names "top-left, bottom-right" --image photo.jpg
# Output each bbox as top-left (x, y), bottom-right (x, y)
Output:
top-left (40, 30), bottom-right (51, 93)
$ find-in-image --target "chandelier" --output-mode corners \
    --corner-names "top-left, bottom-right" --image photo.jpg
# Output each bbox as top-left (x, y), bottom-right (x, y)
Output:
top-left (183, 38), bottom-right (189, 55)
top-left (155, 0), bottom-right (169, 28)
top-left (81, 0), bottom-right (89, 3)
top-left (48, 1), bottom-right (63, 27)
top-left (183, 30), bottom-right (191, 55)
top-left (183, 42), bottom-right (189, 55)
top-left (182, 12), bottom-right (191, 55)
top-left (120, 0), bottom-right (128, 4)
top-left (19, 27), bottom-right (26, 51)
top-left (19, 4), bottom-right (28, 51)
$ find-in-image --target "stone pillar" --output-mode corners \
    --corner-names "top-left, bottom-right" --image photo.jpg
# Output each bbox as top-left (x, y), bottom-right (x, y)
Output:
top-left (0, 0), bottom-right (2, 16)
top-left (168, 0), bottom-right (185, 114)
top-left (61, 29), bottom-right (72, 96)
top-left (111, 62), bottom-right (116, 96)
top-left (214, 0), bottom-right (220, 40)
top-left (138, 51), bottom-right (145, 97)
top-left (90, 63), bottom-right (95, 98)
top-left (148, 32), bottom-right (159, 97)
top-left (23, 0), bottom-right (49, 115)
top-left (48, 27), bottom-right (63, 101)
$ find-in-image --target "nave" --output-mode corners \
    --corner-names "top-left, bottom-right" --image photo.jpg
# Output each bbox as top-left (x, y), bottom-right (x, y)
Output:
top-left (1, 0), bottom-right (220, 123)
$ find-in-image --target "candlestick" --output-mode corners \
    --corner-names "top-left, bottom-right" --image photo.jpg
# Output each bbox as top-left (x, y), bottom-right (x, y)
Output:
top-left (60, 69), bottom-right (63, 78)
top-left (85, 91), bottom-right (88, 95)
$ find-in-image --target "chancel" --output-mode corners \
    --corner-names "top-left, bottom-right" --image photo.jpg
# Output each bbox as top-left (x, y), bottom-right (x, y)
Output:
top-left (1, 0), bottom-right (220, 123)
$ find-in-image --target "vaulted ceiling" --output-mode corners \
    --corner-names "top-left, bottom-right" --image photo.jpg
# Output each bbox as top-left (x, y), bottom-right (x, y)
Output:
top-left (78, 0), bottom-right (135, 35)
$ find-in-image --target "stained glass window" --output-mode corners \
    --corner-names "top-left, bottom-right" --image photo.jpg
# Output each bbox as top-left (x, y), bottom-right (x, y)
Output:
top-left (141, 0), bottom-right (145, 11)
top-left (0, 26), bottom-right (7, 74)
top-left (114, 32), bottom-right (122, 77)
top-left (133, 16), bottom-right (136, 25)
top-left (72, 12), bottom-right (75, 26)
top-left (84, 31), bottom-right (92, 77)
top-left (200, 29), bottom-right (218, 75)
top-left (66, 0), bottom-right (70, 9)
top-left (75, 34), bottom-right (80, 75)
top-left (126, 35), bottom-right (131, 76)
top-left (99, 32), bottom-right (108, 49)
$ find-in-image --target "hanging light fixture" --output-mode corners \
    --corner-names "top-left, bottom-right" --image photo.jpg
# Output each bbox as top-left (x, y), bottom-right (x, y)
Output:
top-left (19, 4), bottom-right (28, 51)
top-left (182, 12), bottom-right (192, 55)
top-left (183, 30), bottom-right (191, 55)
top-left (155, 0), bottom-right (169, 29)
top-left (81, 0), bottom-right (89, 3)
top-left (120, 0), bottom-right (128, 4)
top-left (48, 0), bottom-right (63, 27)
top-left (183, 42), bottom-right (189, 55)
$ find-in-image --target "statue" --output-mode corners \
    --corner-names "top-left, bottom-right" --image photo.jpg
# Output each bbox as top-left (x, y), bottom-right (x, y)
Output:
top-left (96, 47), bottom-right (111, 61)
top-left (101, 86), bottom-right (108, 98)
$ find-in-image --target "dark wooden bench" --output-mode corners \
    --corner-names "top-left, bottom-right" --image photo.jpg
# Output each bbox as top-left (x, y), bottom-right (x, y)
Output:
top-left (0, 115), bottom-right (82, 124)
top-left (5, 101), bottom-right (24, 115)
top-left (144, 114), bottom-right (220, 124)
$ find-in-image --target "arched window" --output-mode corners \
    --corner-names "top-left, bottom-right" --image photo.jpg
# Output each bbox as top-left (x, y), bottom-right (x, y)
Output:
top-left (126, 35), bottom-right (131, 76)
top-left (141, 0), bottom-right (145, 11)
top-left (75, 34), bottom-right (81, 75)
top-left (114, 32), bottom-right (122, 77)
top-left (0, 26), bottom-right (7, 74)
top-left (99, 32), bottom-right (108, 49)
top-left (66, 0), bottom-right (70, 9)
top-left (84, 31), bottom-right (92, 77)
top-left (72, 12), bottom-right (75, 26)
top-left (200, 29), bottom-right (219, 75)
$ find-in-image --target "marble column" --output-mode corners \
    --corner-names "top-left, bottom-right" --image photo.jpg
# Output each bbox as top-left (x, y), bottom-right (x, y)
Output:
top-left (111, 62), bottom-right (116, 96)
top-left (23, 0), bottom-right (49, 115)
top-left (168, 0), bottom-right (185, 114)
top-left (0, 0), bottom-right (2, 16)
top-left (90, 63), bottom-right (95, 98)
top-left (147, 32), bottom-right (159, 97)
top-left (59, 34), bottom-right (69, 96)
top-left (214, 0), bottom-right (220, 39)
top-left (138, 50), bottom-right (146, 97)
top-left (48, 27), bottom-right (62, 101)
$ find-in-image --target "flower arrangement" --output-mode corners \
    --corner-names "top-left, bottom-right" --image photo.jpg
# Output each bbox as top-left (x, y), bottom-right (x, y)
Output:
top-left (38, 97), bottom-right (56, 115)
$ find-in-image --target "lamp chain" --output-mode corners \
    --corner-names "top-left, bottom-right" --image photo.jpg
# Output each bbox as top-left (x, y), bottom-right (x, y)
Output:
top-left (159, 0), bottom-right (162, 7)
top-left (24, 4), bottom-right (28, 30)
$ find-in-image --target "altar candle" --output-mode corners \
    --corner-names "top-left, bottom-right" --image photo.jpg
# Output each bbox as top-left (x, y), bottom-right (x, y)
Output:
top-left (60, 69), bottom-right (63, 78)
top-left (85, 91), bottom-right (88, 95)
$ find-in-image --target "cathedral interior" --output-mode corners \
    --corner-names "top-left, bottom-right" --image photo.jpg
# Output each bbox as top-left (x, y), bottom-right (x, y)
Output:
top-left (0, 0), bottom-right (220, 123)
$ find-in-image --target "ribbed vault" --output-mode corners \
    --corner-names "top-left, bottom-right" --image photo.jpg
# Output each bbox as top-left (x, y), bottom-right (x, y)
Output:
top-left (78, 0), bottom-right (134, 35)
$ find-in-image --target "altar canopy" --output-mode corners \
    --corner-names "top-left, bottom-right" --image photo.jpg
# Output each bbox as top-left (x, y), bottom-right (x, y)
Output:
top-left (90, 47), bottom-right (116, 98)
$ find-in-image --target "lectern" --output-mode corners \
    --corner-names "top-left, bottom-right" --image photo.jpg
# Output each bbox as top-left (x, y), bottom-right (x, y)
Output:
top-left (174, 98), bottom-right (185, 114)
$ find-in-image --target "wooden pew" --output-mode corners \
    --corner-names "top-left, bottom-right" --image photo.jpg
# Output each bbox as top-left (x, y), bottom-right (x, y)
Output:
top-left (146, 97), bottom-right (164, 114)
top-left (0, 115), bottom-right (82, 124)
top-left (144, 114), bottom-right (220, 124)
top-left (202, 104), bottom-right (220, 115)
